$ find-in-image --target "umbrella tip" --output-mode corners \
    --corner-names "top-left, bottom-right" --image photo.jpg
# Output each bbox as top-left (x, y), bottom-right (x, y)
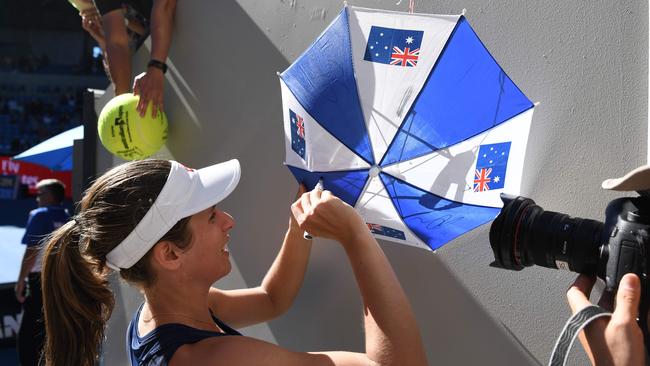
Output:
top-left (461, 8), bottom-right (466, 16)
top-left (276, 71), bottom-right (281, 76)
top-left (534, 101), bottom-right (541, 107)
top-left (343, 1), bottom-right (348, 7)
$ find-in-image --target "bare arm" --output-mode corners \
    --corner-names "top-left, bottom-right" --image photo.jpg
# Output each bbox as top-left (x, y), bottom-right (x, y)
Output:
top-left (172, 335), bottom-right (373, 366)
top-left (210, 186), bottom-right (313, 327)
top-left (178, 188), bottom-right (426, 366)
top-left (148, 0), bottom-right (175, 64)
top-left (15, 246), bottom-right (39, 303)
top-left (290, 188), bottom-right (426, 365)
top-left (102, 9), bottom-right (131, 94)
top-left (133, 0), bottom-right (176, 118)
top-left (344, 228), bottom-right (426, 365)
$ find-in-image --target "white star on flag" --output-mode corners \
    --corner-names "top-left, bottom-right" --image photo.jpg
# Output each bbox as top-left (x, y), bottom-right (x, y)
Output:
top-left (406, 36), bottom-right (414, 44)
top-left (494, 176), bottom-right (501, 183)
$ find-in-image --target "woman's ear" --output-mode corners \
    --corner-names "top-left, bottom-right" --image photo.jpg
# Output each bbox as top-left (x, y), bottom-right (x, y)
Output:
top-left (151, 241), bottom-right (182, 270)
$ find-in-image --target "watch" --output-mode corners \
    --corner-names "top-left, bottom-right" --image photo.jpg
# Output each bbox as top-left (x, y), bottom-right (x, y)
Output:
top-left (147, 59), bottom-right (168, 74)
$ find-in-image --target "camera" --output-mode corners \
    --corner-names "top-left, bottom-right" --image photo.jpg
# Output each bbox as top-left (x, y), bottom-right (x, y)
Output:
top-left (489, 194), bottom-right (650, 294)
top-left (488, 165), bottom-right (650, 350)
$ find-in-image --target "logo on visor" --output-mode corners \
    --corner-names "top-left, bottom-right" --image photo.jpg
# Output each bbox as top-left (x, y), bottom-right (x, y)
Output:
top-left (178, 163), bottom-right (195, 172)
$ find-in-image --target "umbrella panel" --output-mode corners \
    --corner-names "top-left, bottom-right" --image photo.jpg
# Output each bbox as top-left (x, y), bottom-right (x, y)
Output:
top-left (381, 17), bottom-right (533, 165)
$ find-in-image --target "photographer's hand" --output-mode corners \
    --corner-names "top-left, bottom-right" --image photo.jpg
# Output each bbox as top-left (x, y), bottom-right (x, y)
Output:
top-left (567, 273), bottom-right (646, 366)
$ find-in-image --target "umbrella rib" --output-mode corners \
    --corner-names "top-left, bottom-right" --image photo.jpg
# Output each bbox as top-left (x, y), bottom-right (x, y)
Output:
top-left (398, 113), bottom-right (415, 162)
top-left (378, 174), bottom-right (431, 248)
top-left (357, 187), bottom-right (391, 210)
top-left (369, 113), bottom-right (391, 149)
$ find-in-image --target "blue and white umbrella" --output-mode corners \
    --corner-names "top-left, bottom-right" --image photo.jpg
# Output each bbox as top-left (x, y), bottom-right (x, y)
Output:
top-left (13, 125), bottom-right (83, 171)
top-left (280, 6), bottom-right (534, 251)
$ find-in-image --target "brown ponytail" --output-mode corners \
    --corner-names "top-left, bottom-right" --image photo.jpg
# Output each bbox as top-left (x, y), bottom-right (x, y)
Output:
top-left (41, 220), bottom-right (113, 366)
top-left (40, 159), bottom-right (193, 366)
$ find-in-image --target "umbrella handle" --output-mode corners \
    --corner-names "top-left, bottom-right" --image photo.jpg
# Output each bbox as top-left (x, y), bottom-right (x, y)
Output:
top-left (303, 179), bottom-right (324, 240)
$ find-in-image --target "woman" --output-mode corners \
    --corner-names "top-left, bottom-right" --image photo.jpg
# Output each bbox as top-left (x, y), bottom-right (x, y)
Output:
top-left (41, 158), bottom-right (426, 366)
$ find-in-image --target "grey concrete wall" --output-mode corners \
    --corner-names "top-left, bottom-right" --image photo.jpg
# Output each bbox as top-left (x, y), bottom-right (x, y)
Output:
top-left (99, 1), bottom-right (648, 365)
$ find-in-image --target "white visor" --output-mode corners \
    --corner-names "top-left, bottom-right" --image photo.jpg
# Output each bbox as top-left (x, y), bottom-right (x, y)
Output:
top-left (106, 159), bottom-right (241, 270)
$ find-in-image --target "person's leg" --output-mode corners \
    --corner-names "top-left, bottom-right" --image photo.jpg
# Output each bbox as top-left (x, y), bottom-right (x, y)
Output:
top-left (17, 273), bottom-right (44, 366)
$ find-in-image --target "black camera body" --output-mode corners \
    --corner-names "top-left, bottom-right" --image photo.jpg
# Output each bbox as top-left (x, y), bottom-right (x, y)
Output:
top-left (602, 197), bottom-right (650, 292)
top-left (489, 193), bottom-right (650, 345)
top-left (490, 194), bottom-right (650, 294)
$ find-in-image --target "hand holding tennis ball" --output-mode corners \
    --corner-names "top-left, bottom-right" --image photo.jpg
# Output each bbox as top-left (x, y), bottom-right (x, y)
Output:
top-left (97, 93), bottom-right (168, 160)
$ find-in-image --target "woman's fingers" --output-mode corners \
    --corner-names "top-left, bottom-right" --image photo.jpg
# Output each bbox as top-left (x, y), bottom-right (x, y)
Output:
top-left (309, 183), bottom-right (322, 205)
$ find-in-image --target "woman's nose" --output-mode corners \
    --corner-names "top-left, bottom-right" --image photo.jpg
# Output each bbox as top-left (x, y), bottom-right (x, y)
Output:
top-left (222, 211), bottom-right (235, 231)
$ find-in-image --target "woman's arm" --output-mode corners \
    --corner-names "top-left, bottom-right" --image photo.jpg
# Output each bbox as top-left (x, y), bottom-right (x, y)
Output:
top-left (178, 188), bottom-right (427, 365)
top-left (292, 188), bottom-right (427, 365)
top-left (209, 186), bottom-right (313, 328)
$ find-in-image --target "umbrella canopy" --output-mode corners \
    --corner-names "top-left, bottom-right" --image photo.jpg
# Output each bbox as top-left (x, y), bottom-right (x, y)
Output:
top-left (280, 6), bottom-right (534, 251)
top-left (13, 125), bottom-right (84, 171)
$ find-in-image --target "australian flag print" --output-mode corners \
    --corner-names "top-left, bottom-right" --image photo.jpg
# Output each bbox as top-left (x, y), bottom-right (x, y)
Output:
top-left (363, 26), bottom-right (424, 67)
top-left (473, 142), bottom-right (511, 192)
top-left (367, 223), bottom-right (406, 240)
top-left (290, 109), bottom-right (306, 160)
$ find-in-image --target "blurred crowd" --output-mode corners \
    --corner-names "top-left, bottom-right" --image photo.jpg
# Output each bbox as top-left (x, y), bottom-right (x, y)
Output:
top-left (0, 54), bottom-right (50, 74)
top-left (0, 91), bottom-right (82, 155)
top-left (0, 52), bottom-right (104, 75)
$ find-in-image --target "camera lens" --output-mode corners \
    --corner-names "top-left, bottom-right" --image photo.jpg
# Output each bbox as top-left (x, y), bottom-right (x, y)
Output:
top-left (489, 194), bottom-right (606, 275)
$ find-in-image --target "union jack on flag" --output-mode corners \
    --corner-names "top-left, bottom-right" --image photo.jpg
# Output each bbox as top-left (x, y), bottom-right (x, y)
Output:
top-left (289, 109), bottom-right (306, 160)
top-left (474, 168), bottom-right (492, 192)
top-left (390, 46), bottom-right (420, 67)
top-left (296, 115), bottom-right (305, 138)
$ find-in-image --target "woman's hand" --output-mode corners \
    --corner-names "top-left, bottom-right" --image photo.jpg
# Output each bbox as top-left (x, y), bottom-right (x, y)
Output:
top-left (290, 186), bottom-right (365, 246)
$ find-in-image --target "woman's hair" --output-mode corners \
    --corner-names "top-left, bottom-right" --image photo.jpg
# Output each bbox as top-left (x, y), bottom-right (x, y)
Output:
top-left (41, 159), bottom-right (193, 366)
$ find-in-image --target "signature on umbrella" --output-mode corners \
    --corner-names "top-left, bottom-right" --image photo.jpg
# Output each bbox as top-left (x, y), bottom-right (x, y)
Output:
top-left (411, 214), bottom-right (464, 229)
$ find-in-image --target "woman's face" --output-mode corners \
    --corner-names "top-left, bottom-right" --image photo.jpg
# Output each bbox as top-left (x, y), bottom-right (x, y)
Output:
top-left (183, 205), bottom-right (235, 283)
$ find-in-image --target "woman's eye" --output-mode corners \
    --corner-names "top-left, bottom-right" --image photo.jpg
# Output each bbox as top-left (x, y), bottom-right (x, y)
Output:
top-left (209, 213), bottom-right (216, 222)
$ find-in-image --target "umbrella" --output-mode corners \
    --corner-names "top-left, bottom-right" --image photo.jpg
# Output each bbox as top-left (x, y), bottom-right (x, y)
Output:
top-left (279, 6), bottom-right (534, 251)
top-left (13, 125), bottom-right (84, 171)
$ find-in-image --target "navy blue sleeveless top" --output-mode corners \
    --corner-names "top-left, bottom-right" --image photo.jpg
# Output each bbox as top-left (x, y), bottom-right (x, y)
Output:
top-left (127, 303), bottom-right (242, 365)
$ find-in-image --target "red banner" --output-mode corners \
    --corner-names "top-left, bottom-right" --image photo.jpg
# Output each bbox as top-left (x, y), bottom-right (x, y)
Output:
top-left (0, 157), bottom-right (72, 198)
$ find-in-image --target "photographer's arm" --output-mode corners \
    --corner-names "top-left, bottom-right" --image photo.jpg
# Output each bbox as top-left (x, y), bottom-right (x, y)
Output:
top-left (567, 273), bottom-right (646, 366)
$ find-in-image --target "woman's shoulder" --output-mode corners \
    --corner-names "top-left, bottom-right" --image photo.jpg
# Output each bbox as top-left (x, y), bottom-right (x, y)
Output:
top-left (170, 335), bottom-right (259, 365)
top-left (169, 335), bottom-right (328, 366)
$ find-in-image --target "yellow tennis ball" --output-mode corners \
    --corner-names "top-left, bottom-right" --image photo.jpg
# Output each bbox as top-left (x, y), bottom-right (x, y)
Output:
top-left (97, 93), bottom-right (168, 160)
